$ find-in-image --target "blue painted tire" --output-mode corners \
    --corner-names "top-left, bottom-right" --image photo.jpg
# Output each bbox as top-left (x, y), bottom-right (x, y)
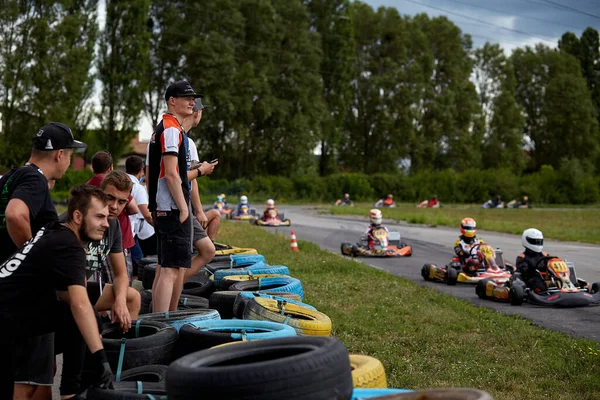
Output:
top-left (230, 254), bottom-right (265, 267)
top-left (213, 266), bottom-right (290, 287)
top-left (139, 309), bottom-right (220, 332)
top-left (351, 388), bottom-right (413, 399)
top-left (233, 292), bottom-right (316, 319)
top-left (229, 277), bottom-right (304, 300)
top-left (173, 319), bottom-right (296, 359)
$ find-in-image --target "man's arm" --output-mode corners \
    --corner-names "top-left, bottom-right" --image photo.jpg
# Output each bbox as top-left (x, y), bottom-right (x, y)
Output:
top-left (108, 251), bottom-right (132, 330)
top-left (5, 198), bottom-right (32, 246)
top-left (163, 155), bottom-right (189, 222)
top-left (139, 204), bottom-right (153, 226)
top-left (57, 286), bottom-right (103, 353)
top-left (126, 197), bottom-right (139, 216)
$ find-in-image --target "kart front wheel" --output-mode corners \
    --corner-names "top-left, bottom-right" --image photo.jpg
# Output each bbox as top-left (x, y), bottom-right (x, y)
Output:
top-left (476, 278), bottom-right (491, 299)
top-left (510, 283), bottom-right (525, 306)
top-left (421, 264), bottom-right (432, 281)
top-left (341, 242), bottom-right (353, 256)
top-left (446, 267), bottom-right (458, 286)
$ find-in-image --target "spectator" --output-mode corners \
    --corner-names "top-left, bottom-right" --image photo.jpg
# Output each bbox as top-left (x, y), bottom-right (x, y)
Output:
top-left (147, 80), bottom-right (199, 312)
top-left (182, 97), bottom-right (217, 282)
top-left (87, 151), bottom-right (139, 282)
top-left (0, 122), bottom-right (86, 399)
top-left (57, 172), bottom-right (141, 398)
top-left (0, 185), bottom-right (113, 399)
top-left (125, 155), bottom-right (155, 260)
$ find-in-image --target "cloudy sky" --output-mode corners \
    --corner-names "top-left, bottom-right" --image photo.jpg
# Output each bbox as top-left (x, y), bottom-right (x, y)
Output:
top-left (363, 0), bottom-right (600, 53)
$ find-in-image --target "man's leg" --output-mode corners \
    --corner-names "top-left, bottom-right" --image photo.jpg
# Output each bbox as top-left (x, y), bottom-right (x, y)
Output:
top-left (94, 283), bottom-right (142, 320)
top-left (170, 268), bottom-right (186, 311)
top-left (184, 220), bottom-right (215, 282)
top-left (153, 267), bottom-right (180, 312)
top-left (14, 333), bottom-right (54, 400)
top-left (204, 210), bottom-right (221, 241)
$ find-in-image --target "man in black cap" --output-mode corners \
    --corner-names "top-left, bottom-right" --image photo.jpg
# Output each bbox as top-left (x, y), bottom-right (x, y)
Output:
top-left (0, 121), bottom-right (86, 398)
top-left (147, 80), bottom-right (201, 312)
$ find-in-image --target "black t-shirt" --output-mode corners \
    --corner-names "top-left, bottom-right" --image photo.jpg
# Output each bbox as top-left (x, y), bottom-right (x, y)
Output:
top-left (0, 222), bottom-right (86, 336)
top-left (0, 164), bottom-right (57, 264)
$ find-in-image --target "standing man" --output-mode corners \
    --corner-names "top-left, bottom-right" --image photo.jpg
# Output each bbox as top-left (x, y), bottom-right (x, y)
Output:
top-left (182, 97), bottom-right (217, 282)
top-left (147, 80), bottom-right (199, 312)
top-left (0, 185), bottom-right (113, 399)
top-left (126, 155), bottom-right (155, 260)
top-left (0, 122), bottom-right (86, 399)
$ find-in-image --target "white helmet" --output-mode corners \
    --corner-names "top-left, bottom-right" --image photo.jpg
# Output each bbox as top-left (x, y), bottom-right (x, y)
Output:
top-left (369, 209), bottom-right (382, 225)
top-left (522, 228), bottom-right (543, 253)
top-left (266, 199), bottom-right (275, 208)
top-left (240, 195), bottom-right (248, 204)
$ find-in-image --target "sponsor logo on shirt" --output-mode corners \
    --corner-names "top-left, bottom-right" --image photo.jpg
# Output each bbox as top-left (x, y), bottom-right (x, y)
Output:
top-left (86, 238), bottom-right (109, 272)
top-left (0, 228), bottom-right (45, 278)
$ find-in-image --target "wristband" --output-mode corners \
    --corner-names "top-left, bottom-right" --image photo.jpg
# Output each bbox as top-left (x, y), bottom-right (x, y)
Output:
top-left (197, 167), bottom-right (202, 178)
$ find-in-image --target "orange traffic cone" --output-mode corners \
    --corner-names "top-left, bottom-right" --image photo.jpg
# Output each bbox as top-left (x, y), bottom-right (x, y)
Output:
top-left (290, 231), bottom-right (299, 252)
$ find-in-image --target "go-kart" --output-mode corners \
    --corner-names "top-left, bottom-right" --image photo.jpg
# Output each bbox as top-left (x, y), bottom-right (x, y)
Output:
top-left (254, 209), bottom-right (291, 227)
top-left (421, 243), bottom-right (513, 285)
top-left (228, 205), bottom-right (258, 221)
top-left (205, 201), bottom-right (233, 217)
top-left (476, 255), bottom-right (600, 307)
top-left (341, 228), bottom-right (412, 257)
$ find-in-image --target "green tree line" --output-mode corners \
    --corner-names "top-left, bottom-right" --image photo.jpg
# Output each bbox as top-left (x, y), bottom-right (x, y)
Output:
top-left (1, 1), bottom-right (599, 191)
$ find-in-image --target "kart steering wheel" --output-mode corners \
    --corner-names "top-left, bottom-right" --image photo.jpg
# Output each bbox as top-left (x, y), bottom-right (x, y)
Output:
top-left (534, 255), bottom-right (555, 272)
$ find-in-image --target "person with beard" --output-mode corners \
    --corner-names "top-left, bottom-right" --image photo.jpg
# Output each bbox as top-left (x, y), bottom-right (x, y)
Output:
top-left (0, 122), bottom-right (86, 400)
top-left (0, 185), bottom-right (114, 399)
top-left (56, 171), bottom-right (140, 399)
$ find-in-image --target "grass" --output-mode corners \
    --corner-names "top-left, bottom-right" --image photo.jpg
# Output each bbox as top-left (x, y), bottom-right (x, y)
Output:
top-left (217, 221), bottom-right (600, 400)
top-left (326, 203), bottom-right (600, 244)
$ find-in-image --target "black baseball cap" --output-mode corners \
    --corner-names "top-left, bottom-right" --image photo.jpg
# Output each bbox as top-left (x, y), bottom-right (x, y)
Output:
top-left (193, 97), bottom-right (210, 112)
top-left (164, 80), bottom-right (203, 102)
top-left (32, 122), bottom-right (87, 151)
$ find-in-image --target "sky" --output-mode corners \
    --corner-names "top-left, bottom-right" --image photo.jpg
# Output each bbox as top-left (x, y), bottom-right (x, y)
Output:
top-left (362, 0), bottom-right (600, 54)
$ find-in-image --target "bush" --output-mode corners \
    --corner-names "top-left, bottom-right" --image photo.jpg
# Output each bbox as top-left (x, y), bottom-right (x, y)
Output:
top-left (54, 169), bottom-right (93, 192)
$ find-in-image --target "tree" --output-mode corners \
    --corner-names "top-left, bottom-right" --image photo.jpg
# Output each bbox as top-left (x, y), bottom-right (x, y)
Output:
top-left (473, 43), bottom-right (524, 172)
top-left (0, 0), bottom-right (97, 167)
top-left (98, 0), bottom-right (150, 159)
top-left (513, 44), bottom-right (599, 170)
top-left (303, 0), bottom-right (356, 176)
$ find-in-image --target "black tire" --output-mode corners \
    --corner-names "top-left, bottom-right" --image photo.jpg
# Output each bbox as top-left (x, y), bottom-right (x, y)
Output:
top-left (139, 309), bottom-right (220, 330)
top-left (421, 264), bottom-right (431, 281)
top-left (140, 290), bottom-right (153, 315)
top-left (510, 283), bottom-right (525, 306)
top-left (166, 336), bottom-right (353, 400)
top-left (119, 365), bottom-right (168, 383)
top-left (182, 275), bottom-right (214, 298)
top-left (232, 295), bottom-right (251, 319)
top-left (446, 267), bottom-right (458, 286)
top-left (101, 321), bottom-right (177, 373)
top-left (137, 256), bottom-right (158, 281)
top-left (208, 291), bottom-right (241, 319)
top-left (341, 242), bottom-right (352, 256)
top-left (591, 282), bottom-right (600, 294)
top-left (142, 264), bottom-right (157, 290)
top-left (86, 387), bottom-right (164, 399)
top-left (476, 278), bottom-right (491, 299)
top-left (141, 290), bottom-right (209, 315)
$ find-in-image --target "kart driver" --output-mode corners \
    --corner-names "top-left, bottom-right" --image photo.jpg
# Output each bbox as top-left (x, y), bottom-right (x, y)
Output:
top-left (263, 199), bottom-right (278, 220)
top-left (516, 228), bottom-right (548, 293)
top-left (454, 218), bottom-right (485, 275)
top-left (375, 194), bottom-right (395, 208)
top-left (237, 195), bottom-right (251, 215)
top-left (214, 195), bottom-right (225, 208)
top-left (365, 209), bottom-right (388, 250)
top-left (335, 193), bottom-right (352, 206)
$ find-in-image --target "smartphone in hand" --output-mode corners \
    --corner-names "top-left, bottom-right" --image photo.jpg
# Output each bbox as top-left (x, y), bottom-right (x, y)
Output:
top-left (210, 158), bottom-right (219, 164)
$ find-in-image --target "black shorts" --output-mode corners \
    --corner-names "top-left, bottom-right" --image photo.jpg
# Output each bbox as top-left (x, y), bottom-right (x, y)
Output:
top-left (155, 209), bottom-right (192, 269)
top-left (14, 333), bottom-right (54, 386)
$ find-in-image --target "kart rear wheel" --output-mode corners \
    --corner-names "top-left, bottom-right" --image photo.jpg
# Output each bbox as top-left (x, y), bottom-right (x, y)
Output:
top-left (591, 282), bottom-right (600, 294)
top-left (421, 264), bottom-right (432, 281)
top-left (446, 267), bottom-right (458, 286)
top-left (510, 283), bottom-right (525, 306)
top-left (476, 278), bottom-right (491, 299)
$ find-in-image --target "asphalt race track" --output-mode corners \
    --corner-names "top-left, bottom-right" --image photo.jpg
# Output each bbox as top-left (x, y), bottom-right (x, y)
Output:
top-left (256, 206), bottom-right (600, 342)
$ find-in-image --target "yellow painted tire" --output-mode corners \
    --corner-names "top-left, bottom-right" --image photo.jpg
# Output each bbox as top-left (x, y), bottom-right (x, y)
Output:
top-left (350, 354), bottom-right (387, 388)
top-left (220, 274), bottom-right (290, 290)
top-left (243, 297), bottom-right (332, 336)
top-left (214, 244), bottom-right (258, 256)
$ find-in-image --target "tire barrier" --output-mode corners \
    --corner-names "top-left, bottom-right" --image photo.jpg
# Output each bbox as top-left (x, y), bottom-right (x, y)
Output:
top-left (142, 263), bottom-right (157, 290)
top-left (140, 290), bottom-right (209, 315)
top-left (181, 274), bottom-right (215, 298)
top-left (243, 297), bottom-right (332, 336)
top-left (119, 365), bottom-right (168, 383)
top-left (229, 276), bottom-right (303, 300)
top-left (209, 291), bottom-right (303, 320)
top-left (233, 292), bottom-right (316, 320)
top-left (139, 309), bottom-right (220, 332)
top-left (350, 354), bottom-right (387, 388)
top-left (211, 263), bottom-right (284, 287)
top-left (166, 336), bottom-right (353, 400)
top-left (101, 320), bottom-right (177, 375)
top-left (220, 274), bottom-right (290, 290)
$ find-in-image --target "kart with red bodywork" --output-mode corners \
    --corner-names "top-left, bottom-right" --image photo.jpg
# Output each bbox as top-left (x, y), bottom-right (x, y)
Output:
top-left (476, 255), bottom-right (600, 307)
top-left (421, 243), bottom-right (513, 285)
top-left (254, 209), bottom-right (291, 227)
top-left (341, 228), bottom-right (412, 257)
